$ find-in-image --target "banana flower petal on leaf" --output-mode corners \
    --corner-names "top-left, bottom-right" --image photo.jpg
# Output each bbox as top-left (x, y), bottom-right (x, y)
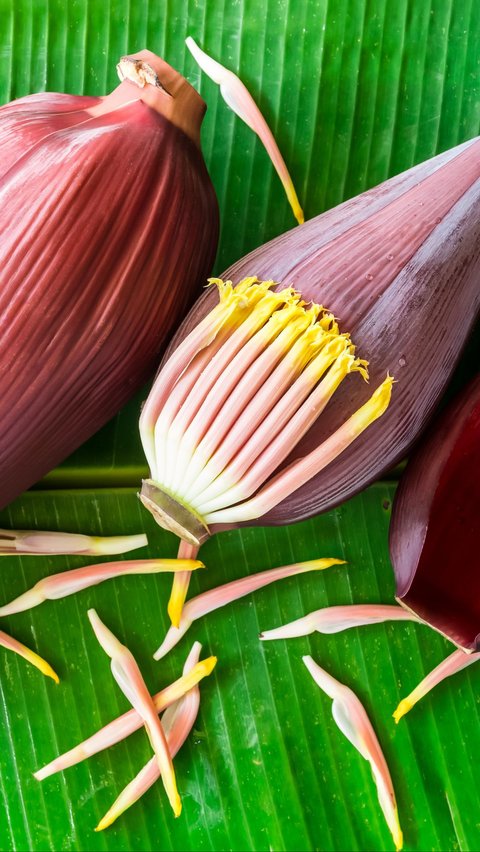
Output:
top-left (0, 530), bottom-right (148, 556)
top-left (0, 629), bottom-right (58, 683)
top-left (260, 603), bottom-right (420, 641)
top-left (304, 655), bottom-right (403, 851)
top-left (154, 558), bottom-right (345, 660)
top-left (96, 641), bottom-right (205, 831)
top-left (0, 558), bottom-right (204, 617)
top-left (186, 37), bottom-right (304, 224)
top-left (88, 609), bottom-right (182, 817)
top-left (34, 654), bottom-right (216, 780)
top-left (393, 648), bottom-right (480, 723)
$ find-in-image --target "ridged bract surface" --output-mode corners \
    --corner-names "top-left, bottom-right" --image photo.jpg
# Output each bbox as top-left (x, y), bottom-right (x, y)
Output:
top-left (168, 139), bottom-right (480, 527)
top-left (0, 88), bottom-right (218, 509)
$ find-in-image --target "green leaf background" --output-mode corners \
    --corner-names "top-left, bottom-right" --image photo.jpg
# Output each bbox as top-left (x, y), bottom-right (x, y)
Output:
top-left (0, 1), bottom-right (479, 850)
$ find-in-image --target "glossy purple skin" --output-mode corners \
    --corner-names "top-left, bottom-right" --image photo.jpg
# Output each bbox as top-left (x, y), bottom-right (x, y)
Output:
top-left (390, 376), bottom-right (480, 650)
top-left (165, 138), bottom-right (480, 529)
top-left (0, 85), bottom-right (219, 509)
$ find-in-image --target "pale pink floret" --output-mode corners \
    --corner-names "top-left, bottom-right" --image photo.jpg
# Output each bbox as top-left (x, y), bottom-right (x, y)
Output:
top-left (185, 37), bottom-right (304, 225)
top-left (260, 604), bottom-right (419, 641)
top-left (34, 654), bottom-right (216, 780)
top-left (304, 655), bottom-right (403, 851)
top-left (140, 279), bottom-right (242, 474)
top-left (393, 647), bottom-right (480, 722)
top-left (0, 529), bottom-right (147, 556)
top-left (88, 609), bottom-right (182, 817)
top-left (168, 540), bottom-right (201, 629)
top-left (0, 629), bottom-right (59, 683)
top-left (205, 376), bottom-right (393, 525)
top-left (0, 557), bottom-right (204, 617)
top-left (95, 642), bottom-right (203, 831)
top-left (154, 558), bottom-right (345, 660)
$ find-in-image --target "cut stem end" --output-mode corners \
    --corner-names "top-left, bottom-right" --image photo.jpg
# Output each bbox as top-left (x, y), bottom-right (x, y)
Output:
top-left (139, 480), bottom-right (210, 547)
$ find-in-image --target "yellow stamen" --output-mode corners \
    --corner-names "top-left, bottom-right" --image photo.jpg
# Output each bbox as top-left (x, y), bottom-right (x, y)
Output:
top-left (18, 644), bottom-right (59, 684)
top-left (393, 696), bottom-right (415, 724)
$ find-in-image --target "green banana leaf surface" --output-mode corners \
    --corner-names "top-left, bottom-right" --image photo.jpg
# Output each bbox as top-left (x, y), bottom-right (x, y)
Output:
top-left (0, 1), bottom-right (479, 851)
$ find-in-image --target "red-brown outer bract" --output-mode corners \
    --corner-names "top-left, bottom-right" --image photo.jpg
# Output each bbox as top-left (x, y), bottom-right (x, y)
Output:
top-left (166, 138), bottom-right (480, 528)
top-left (0, 50), bottom-right (218, 509)
top-left (390, 375), bottom-right (480, 651)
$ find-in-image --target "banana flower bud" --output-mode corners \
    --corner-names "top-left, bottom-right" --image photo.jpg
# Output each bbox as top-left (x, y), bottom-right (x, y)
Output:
top-left (0, 557), bottom-right (204, 616)
top-left (0, 50), bottom-right (218, 510)
top-left (391, 376), bottom-right (480, 650)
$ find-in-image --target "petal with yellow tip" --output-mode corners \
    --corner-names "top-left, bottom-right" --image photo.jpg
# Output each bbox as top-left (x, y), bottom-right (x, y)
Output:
top-left (393, 648), bottom-right (480, 723)
top-left (185, 37), bottom-right (304, 224)
top-left (0, 629), bottom-right (59, 683)
top-left (304, 655), bottom-right (403, 851)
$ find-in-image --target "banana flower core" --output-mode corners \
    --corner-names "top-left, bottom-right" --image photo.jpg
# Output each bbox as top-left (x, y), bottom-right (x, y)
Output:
top-left (140, 277), bottom-right (392, 543)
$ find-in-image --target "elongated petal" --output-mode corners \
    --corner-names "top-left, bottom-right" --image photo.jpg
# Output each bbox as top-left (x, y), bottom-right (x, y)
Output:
top-left (96, 642), bottom-right (203, 831)
top-left (88, 610), bottom-right (181, 817)
top-left (393, 648), bottom-right (480, 723)
top-left (34, 654), bottom-right (216, 780)
top-left (154, 558), bottom-right (344, 660)
top-left (0, 529), bottom-right (147, 556)
top-left (0, 629), bottom-right (59, 683)
top-left (167, 541), bottom-right (200, 629)
top-left (0, 558), bottom-right (204, 617)
top-left (186, 37), bottom-right (303, 224)
top-left (260, 604), bottom-right (419, 640)
top-left (205, 375), bottom-right (393, 525)
top-left (303, 656), bottom-right (402, 851)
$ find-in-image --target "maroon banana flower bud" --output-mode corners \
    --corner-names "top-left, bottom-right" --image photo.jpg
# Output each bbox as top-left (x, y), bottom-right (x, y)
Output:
top-left (390, 376), bottom-right (480, 651)
top-left (162, 138), bottom-right (480, 528)
top-left (0, 50), bottom-right (218, 509)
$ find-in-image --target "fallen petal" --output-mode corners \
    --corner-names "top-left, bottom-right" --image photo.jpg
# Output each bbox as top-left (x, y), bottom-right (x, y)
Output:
top-left (0, 529), bottom-right (147, 556)
top-left (393, 648), bottom-right (480, 723)
top-left (260, 603), bottom-right (419, 640)
top-left (0, 629), bottom-right (59, 683)
top-left (34, 654), bottom-right (216, 779)
top-left (167, 541), bottom-right (201, 629)
top-left (88, 609), bottom-right (181, 817)
top-left (96, 642), bottom-right (204, 830)
top-left (0, 557), bottom-right (204, 617)
top-left (304, 655), bottom-right (403, 851)
top-left (154, 558), bottom-right (344, 659)
top-left (186, 37), bottom-right (304, 224)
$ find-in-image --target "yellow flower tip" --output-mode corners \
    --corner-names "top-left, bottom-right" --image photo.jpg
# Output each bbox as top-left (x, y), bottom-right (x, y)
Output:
top-left (167, 596), bottom-right (183, 630)
top-left (203, 655), bottom-right (218, 675)
top-left (24, 648), bottom-right (59, 684)
top-left (193, 560), bottom-right (206, 571)
top-left (392, 698), bottom-right (411, 724)
top-left (312, 558), bottom-right (347, 571)
top-left (173, 797), bottom-right (182, 818)
top-left (393, 812), bottom-right (404, 851)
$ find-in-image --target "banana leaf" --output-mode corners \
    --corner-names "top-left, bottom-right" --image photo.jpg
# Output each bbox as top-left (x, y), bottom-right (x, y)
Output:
top-left (0, 2), bottom-right (479, 851)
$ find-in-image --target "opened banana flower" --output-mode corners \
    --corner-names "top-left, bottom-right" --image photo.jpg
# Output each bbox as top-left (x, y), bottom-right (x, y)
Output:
top-left (139, 277), bottom-right (392, 626)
